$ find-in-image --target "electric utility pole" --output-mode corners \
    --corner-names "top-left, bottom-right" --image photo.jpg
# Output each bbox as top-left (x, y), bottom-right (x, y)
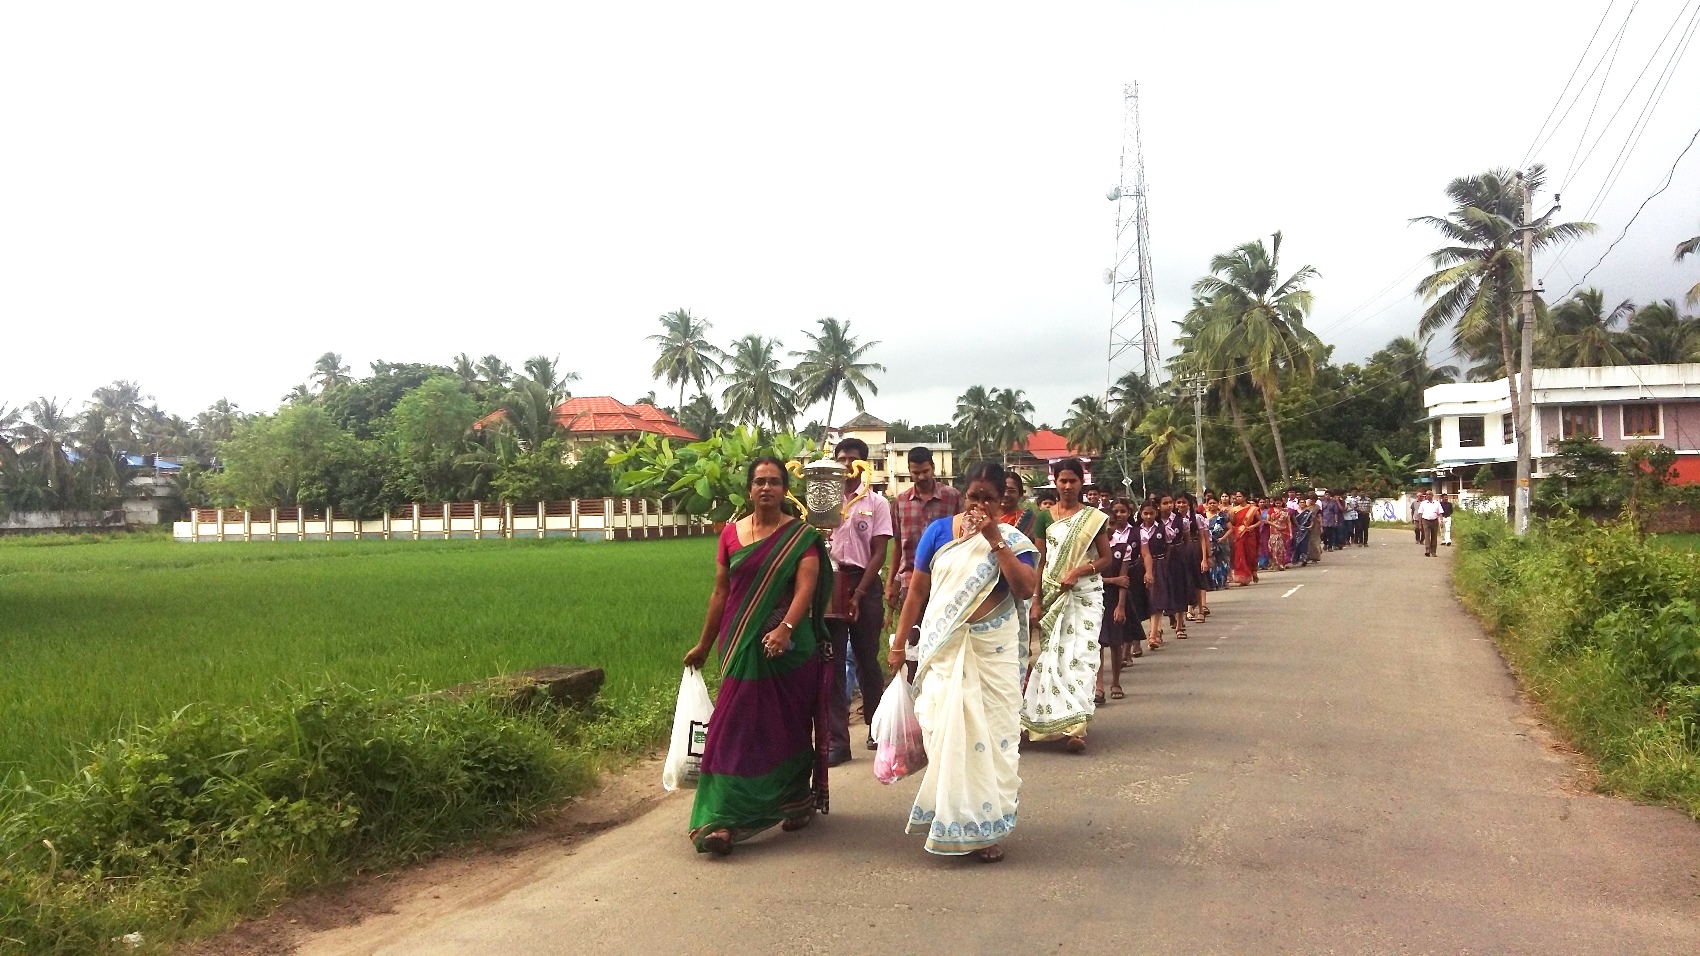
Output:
top-left (1193, 377), bottom-right (1206, 497)
top-left (1513, 171), bottom-right (1557, 537)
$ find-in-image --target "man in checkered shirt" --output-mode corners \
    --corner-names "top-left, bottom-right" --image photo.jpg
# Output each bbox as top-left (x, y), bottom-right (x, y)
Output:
top-left (883, 446), bottom-right (961, 677)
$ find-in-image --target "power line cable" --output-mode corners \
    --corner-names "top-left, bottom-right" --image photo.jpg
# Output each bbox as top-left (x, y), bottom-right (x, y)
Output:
top-left (1542, 3), bottom-right (1700, 283)
top-left (1582, 3), bottom-right (1700, 220)
top-left (1523, 0), bottom-right (1621, 168)
top-left (1556, 121), bottom-right (1700, 301)
top-left (1568, 0), bottom-right (1700, 208)
top-left (1561, 5), bottom-right (1638, 191)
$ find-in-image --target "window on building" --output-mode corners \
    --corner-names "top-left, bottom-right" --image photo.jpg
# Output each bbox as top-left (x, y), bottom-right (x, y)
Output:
top-left (1502, 414), bottom-right (1514, 444)
top-left (1458, 416), bottom-right (1485, 447)
top-left (1621, 403), bottom-right (1661, 438)
top-left (1561, 406), bottom-right (1599, 440)
top-left (1430, 420), bottom-right (1441, 449)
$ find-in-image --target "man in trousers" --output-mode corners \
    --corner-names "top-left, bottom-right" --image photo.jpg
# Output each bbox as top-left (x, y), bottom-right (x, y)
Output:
top-left (825, 438), bottom-right (892, 766)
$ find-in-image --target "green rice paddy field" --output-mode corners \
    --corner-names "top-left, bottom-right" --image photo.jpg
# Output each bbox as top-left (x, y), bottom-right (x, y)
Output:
top-left (1652, 531), bottom-right (1700, 552)
top-left (0, 533), bottom-right (715, 782)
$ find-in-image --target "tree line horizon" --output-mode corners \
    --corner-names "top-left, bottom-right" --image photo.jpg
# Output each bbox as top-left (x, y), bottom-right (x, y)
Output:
top-left (3, 166), bottom-right (1697, 516)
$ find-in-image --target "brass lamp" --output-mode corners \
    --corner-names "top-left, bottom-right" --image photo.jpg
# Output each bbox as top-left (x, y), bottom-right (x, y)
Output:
top-left (786, 457), bottom-right (871, 530)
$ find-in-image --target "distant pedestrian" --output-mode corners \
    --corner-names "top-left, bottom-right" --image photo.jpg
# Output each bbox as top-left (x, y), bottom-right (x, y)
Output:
top-left (1416, 491), bottom-right (1442, 557)
top-left (1266, 500), bottom-right (1290, 572)
top-left (1307, 495), bottom-right (1324, 564)
top-left (1228, 491), bottom-right (1261, 586)
top-left (1320, 491), bottom-right (1342, 551)
top-left (1291, 497), bottom-right (1314, 567)
top-left (1342, 491), bottom-right (1360, 549)
top-left (1439, 492), bottom-right (1455, 547)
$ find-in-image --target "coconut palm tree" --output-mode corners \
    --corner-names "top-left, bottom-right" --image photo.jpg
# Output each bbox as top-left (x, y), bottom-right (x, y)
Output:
top-left (195, 399), bottom-right (243, 447)
top-left (476, 355), bottom-right (514, 394)
top-left (721, 334), bottom-right (798, 433)
top-left (1412, 166), bottom-right (1593, 451)
top-left (311, 352), bottom-right (353, 393)
top-left (990, 388), bottom-right (1036, 464)
top-left (1625, 300), bottom-right (1700, 364)
top-left (1543, 289), bottom-right (1638, 367)
top-left (15, 398), bottom-right (79, 509)
top-left (678, 394), bottom-right (728, 439)
top-left (1136, 405), bottom-right (1192, 485)
top-left (1371, 335), bottom-right (1459, 391)
top-left (1191, 234), bottom-right (1322, 484)
top-left (1677, 228), bottom-right (1700, 306)
top-left (649, 308), bottom-right (726, 414)
top-left (952, 385), bottom-right (997, 463)
top-left (520, 355), bottom-right (578, 405)
top-left (493, 378), bottom-right (564, 452)
top-left (790, 317), bottom-right (885, 442)
top-left (1109, 370), bottom-right (1156, 436)
top-left (1173, 297), bottom-right (1270, 495)
top-left (1062, 395), bottom-right (1113, 458)
top-left (452, 353), bottom-right (481, 392)
top-left (88, 380), bottom-right (150, 449)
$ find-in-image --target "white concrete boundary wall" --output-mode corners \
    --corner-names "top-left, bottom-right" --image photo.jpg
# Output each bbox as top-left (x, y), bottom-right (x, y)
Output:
top-left (172, 499), bottom-right (711, 543)
top-left (1366, 494), bottom-right (1509, 523)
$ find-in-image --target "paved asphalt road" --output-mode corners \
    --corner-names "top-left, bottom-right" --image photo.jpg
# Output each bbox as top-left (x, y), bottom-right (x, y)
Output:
top-left (299, 536), bottom-right (1700, 955)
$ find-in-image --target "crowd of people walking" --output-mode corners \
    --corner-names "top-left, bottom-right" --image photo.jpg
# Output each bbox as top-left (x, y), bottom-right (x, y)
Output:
top-left (680, 443), bottom-right (1391, 865)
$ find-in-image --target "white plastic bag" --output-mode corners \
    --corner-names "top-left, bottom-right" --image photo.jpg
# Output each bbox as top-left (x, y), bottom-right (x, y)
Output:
top-left (662, 667), bottom-right (714, 791)
top-left (870, 672), bottom-right (926, 785)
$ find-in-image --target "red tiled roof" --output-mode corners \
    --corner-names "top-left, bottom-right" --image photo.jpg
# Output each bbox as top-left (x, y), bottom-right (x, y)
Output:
top-left (1021, 429), bottom-right (1093, 459)
top-left (475, 396), bottom-right (698, 441)
top-left (555, 397), bottom-right (698, 440)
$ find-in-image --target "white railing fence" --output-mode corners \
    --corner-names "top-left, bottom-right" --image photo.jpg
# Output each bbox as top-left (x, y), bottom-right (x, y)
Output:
top-left (173, 499), bottom-right (711, 543)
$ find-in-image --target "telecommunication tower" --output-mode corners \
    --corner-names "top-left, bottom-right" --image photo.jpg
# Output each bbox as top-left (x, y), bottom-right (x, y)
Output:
top-left (1103, 82), bottom-right (1160, 391)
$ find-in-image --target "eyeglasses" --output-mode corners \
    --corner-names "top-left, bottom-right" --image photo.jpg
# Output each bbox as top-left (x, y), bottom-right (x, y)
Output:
top-left (750, 477), bottom-right (786, 488)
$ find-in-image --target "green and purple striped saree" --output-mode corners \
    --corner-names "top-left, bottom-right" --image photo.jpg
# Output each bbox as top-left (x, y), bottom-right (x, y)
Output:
top-left (689, 519), bottom-right (833, 851)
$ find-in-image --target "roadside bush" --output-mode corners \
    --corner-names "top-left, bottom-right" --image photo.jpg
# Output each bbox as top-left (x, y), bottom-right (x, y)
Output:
top-left (1452, 511), bottom-right (1700, 817)
top-left (0, 685), bottom-right (653, 954)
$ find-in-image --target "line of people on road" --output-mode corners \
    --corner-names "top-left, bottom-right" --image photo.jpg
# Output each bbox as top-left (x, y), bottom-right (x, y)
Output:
top-left (680, 445), bottom-right (1384, 865)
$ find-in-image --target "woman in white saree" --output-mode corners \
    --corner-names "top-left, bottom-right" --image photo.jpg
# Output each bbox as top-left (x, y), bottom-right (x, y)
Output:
top-left (1020, 457), bottom-right (1114, 754)
top-left (889, 461), bottom-right (1038, 863)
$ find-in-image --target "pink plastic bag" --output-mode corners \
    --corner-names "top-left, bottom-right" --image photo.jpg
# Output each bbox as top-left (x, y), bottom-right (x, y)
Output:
top-left (871, 673), bottom-right (927, 784)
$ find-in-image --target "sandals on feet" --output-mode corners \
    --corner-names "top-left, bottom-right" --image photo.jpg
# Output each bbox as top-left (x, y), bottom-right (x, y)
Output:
top-left (1064, 735), bottom-right (1087, 754)
top-left (1093, 690), bottom-right (1106, 705)
top-left (781, 814), bottom-right (813, 833)
top-left (1110, 686), bottom-right (1125, 700)
top-left (974, 845), bottom-right (1005, 863)
top-left (700, 829), bottom-right (733, 856)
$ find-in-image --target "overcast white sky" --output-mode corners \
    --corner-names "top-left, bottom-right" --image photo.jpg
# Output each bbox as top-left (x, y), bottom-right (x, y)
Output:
top-left (4, 2), bottom-right (1698, 429)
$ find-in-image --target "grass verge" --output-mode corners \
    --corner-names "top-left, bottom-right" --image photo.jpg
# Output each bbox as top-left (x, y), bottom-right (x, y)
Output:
top-left (0, 534), bottom-right (707, 953)
top-left (1451, 512), bottom-right (1700, 819)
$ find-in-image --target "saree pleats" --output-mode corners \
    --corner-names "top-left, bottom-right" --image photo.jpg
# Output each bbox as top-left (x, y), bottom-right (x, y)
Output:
top-left (1021, 507), bottom-right (1107, 741)
top-left (908, 604), bottom-right (1023, 855)
top-left (689, 522), bottom-right (832, 851)
top-left (906, 525), bottom-right (1036, 855)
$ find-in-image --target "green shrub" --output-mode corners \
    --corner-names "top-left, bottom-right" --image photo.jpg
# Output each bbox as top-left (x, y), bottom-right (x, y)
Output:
top-left (0, 685), bottom-right (646, 953)
top-left (1452, 511), bottom-right (1700, 818)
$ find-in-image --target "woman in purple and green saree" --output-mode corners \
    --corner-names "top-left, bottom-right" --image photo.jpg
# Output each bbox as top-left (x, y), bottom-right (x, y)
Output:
top-left (682, 456), bottom-right (833, 856)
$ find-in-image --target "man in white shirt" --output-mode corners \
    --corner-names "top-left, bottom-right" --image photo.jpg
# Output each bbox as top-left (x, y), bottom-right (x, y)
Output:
top-left (1415, 491), bottom-right (1443, 557)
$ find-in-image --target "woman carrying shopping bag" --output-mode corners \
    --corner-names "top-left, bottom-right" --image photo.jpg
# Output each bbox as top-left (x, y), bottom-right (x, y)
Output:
top-left (681, 456), bottom-right (832, 856)
top-left (888, 460), bottom-right (1038, 863)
